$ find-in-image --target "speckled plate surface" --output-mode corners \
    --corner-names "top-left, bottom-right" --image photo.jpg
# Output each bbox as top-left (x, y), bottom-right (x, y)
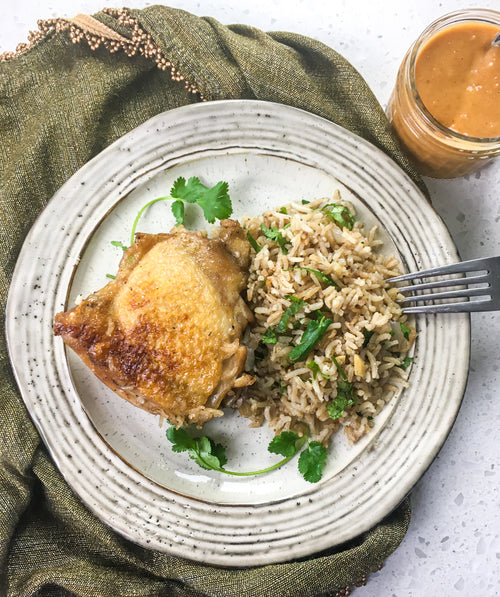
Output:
top-left (6, 100), bottom-right (469, 566)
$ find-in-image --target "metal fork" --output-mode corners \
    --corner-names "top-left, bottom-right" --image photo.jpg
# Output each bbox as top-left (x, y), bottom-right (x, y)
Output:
top-left (387, 256), bottom-right (500, 313)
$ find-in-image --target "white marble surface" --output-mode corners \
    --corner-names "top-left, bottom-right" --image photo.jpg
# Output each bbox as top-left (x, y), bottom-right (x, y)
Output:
top-left (1, 1), bottom-right (498, 595)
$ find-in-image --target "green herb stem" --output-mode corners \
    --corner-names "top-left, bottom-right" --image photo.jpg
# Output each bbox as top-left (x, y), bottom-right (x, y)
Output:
top-left (331, 355), bottom-right (348, 380)
top-left (130, 196), bottom-right (170, 245)
top-left (198, 435), bottom-right (308, 476)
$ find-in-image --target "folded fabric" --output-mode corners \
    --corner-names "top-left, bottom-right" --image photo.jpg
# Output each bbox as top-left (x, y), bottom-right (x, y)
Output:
top-left (0, 6), bottom-right (419, 596)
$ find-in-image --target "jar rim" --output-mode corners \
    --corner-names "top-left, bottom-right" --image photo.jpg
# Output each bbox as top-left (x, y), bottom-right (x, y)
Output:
top-left (407, 9), bottom-right (500, 145)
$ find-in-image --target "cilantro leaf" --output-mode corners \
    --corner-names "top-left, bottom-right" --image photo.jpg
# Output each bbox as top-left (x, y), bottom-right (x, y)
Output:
top-left (166, 426), bottom-right (196, 452)
top-left (260, 223), bottom-right (290, 254)
top-left (194, 436), bottom-right (223, 470)
top-left (246, 230), bottom-right (262, 253)
top-left (170, 177), bottom-right (232, 224)
top-left (210, 439), bottom-right (228, 467)
top-left (260, 296), bottom-right (306, 346)
top-left (293, 267), bottom-right (339, 288)
top-left (171, 200), bottom-right (185, 226)
top-left (322, 203), bottom-right (355, 230)
top-left (197, 435), bottom-right (212, 454)
top-left (326, 380), bottom-right (356, 420)
top-left (400, 322), bottom-right (412, 341)
top-left (289, 314), bottom-right (332, 363)
top-left (307, 360), bottom-right (320, 379)
top-left (166, 429), bottom-right (225, 471)
top-left (195, 181), bottom-right (232, 222)
top-left (193, 451), bottom-right (220, 470)
top-left (275, 296), bottom-right (307, 333)
top-left (298, 441), bottom-right (327, 483)
top-left (400, 356), bottom-right (413, 370)
top-left (170, 176), bottom-right (205, 203)
top-left (268, 431), bottom-right (301, 457)
top-left (261, 327), bottom-right (278, 344)
top-left (362, 329), bottom-right (374, 347)
top-left (326, 394), bottom-right (355, 420)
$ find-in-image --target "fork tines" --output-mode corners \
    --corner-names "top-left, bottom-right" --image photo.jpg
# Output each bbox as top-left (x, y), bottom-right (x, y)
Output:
top-left (387, 256), bottom-right (500, 314)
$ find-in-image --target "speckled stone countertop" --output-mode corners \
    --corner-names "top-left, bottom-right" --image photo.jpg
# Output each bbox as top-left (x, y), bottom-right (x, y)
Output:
top-left (1, 1), bottom-right (498, 595)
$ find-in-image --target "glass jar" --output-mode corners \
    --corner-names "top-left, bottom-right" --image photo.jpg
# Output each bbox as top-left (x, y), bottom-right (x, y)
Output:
top-left (386, 9), bottom-right (500, 178)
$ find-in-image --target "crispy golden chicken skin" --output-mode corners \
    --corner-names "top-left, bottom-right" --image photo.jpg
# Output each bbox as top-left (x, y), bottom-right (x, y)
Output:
top-left (54, 220), bottom-right (254, 426)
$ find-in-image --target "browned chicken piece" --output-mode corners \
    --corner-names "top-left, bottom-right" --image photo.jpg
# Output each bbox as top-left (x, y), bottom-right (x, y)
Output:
top-left (54, 220), bottom-right (254, 427)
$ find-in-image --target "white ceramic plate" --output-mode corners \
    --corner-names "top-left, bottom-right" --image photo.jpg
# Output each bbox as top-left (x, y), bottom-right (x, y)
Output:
top-left (6, 100), bottom-right (469, 566)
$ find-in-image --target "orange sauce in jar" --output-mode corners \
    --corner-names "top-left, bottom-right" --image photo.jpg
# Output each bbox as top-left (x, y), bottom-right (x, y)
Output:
top-left (387, 10), bottom-right (500, 178)
top-left (415, 21), bottom-right (500, 138)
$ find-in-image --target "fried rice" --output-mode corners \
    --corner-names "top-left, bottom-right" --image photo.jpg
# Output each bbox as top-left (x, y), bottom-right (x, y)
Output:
top-left (239, 191), bottom-right (415, 446)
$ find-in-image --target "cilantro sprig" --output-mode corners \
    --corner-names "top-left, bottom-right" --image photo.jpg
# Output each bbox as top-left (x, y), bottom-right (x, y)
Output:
top-left (128, 176), bottom-right (232, 244)
top-left (170, 176), bottom-right (232, 225)
top-left (322, 203), bottom-right (355, 230)
top-left (326, 381), bottom-right (356, 420)
top-left (166, 427), bottom-right (326, 483)
top-left (260, 223), bottom-right (291, 254)
top-left (106, 176), bottom-right (233, 268)
top-left (327, 356), bottom-right (356, 420)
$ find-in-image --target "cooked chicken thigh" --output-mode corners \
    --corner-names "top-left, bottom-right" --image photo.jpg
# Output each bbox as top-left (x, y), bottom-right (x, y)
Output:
top-left (54, 220), bottom-right (254, 426)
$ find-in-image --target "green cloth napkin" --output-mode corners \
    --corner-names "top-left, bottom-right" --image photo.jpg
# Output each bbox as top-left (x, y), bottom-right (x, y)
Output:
top-left (0, 6), bottom-right (420, 596)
